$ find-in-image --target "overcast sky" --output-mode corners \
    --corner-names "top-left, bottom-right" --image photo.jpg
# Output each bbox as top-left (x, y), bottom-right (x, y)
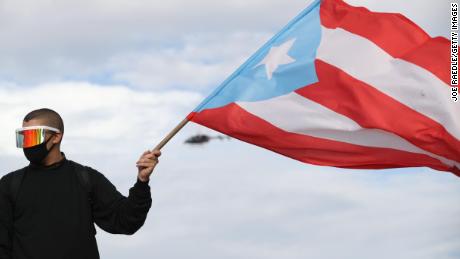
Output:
top-left (1, 0), bottom-right (459, 258)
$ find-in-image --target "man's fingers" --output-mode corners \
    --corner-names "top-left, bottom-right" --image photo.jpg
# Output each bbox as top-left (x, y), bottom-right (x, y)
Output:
top-left (140, 150), bottom-right (161, 159)
top-left (137, 150), bottom-right (161, 174)
top-left (138, 157), bottom-right (158, 163)
top-left (136, 161), bottom-right (157, 166)
top-left (152, 150), bottom-right (161, 157)
top-left (137, 161), bottom-right (157, 166)
top-left (143, 154), bottom-right (155, 159)
top-left (139, 150), bottom-right (150, 159)
top-left (136, 158), bottom-right (159, 165)
top-left (137, 158), bottom-right (158, 163)
top-left (136, 162), bottom-right (158, 168)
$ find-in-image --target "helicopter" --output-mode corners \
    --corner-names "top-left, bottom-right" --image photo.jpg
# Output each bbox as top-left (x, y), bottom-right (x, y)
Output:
top-left (184, 134), bottom-right (231, 145)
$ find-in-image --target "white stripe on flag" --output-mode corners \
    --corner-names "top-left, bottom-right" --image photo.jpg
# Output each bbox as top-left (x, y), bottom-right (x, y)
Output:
top-left (237, 93), bottom-right (460, 168)
top-left (316, 27), bottom-right (460, 140)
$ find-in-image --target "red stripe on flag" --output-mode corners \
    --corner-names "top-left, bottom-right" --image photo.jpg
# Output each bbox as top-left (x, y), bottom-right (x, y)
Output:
top-left (320, 0), bottom-right (449, 85)
top-left (296, 60), bottom-right (460, 164)
top-left (189, 104), bottom-right (460, 176)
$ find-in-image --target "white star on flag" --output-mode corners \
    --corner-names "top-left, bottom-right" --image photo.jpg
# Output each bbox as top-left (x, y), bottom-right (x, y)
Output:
top-left (256, 38), bottom-right (297, 80)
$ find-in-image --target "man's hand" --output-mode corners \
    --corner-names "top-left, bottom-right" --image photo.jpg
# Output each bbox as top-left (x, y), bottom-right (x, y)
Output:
top-left (136, 149), bottom-right (161, 182)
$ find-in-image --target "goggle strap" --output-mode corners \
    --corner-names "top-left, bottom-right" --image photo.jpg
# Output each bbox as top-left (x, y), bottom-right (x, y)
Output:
top-left (16, 126), bottom-right (60, 133)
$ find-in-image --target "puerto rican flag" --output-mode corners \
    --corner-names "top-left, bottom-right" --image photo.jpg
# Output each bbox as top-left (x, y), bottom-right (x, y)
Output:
top-left (189, 0), bottom-right (459, 176)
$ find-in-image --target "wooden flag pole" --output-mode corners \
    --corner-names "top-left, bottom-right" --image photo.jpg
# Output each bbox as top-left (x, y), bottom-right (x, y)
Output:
top-left (153, 117), bottom-right (191, 150)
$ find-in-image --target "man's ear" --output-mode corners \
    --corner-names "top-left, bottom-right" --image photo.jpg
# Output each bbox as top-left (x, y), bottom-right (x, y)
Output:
top-left (52, 133), bottom-right (63, 144)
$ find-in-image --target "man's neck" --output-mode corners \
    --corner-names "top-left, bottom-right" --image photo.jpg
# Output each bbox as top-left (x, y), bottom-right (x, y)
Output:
top-left (42, 149), bottom-right (64, 166)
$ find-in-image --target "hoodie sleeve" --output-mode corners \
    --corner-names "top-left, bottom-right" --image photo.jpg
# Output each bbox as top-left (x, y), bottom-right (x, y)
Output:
top-left (0, 175), bottom-right (13, 259)
top-left (88, 168), bottom-right (152, 235)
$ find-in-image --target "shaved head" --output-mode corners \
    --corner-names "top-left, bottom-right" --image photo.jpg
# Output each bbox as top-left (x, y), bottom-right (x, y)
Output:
top-left (23, 108), bottom-right (64, 133)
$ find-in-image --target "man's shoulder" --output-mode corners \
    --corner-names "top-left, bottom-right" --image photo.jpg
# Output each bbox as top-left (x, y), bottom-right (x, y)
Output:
top-left (67, 160), bottom-right (99, 173)
top-left (66, 160), bottom-right (114, 190)
top-left (0, 167), bottom-right (28, 194)
top-left (1, 167), bottom-right (27, 183)
top-left (66, 160), bottom-right (106, 181)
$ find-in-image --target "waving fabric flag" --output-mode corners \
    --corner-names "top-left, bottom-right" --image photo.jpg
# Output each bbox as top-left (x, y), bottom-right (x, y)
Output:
top-left (188, 0), bottom-right (460, 176)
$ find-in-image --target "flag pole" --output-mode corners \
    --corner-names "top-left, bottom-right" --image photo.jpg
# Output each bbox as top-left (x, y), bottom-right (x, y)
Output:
top-left (153, 117), bottom-right (191, 150)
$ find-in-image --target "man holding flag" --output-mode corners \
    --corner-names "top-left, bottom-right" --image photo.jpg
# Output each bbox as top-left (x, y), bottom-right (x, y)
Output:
top-left (1, 0), bottom-right (457, 257)
top-left (0, 108), bottom-right (161, 258)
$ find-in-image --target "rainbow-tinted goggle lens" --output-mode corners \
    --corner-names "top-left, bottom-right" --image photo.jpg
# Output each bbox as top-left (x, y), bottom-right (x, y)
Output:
top-left (15, 126), bottom-right (60, 148)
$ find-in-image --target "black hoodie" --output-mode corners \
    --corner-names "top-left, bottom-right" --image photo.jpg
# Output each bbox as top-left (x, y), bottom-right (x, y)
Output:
top-left (0, 155), bottom-right (152, 259)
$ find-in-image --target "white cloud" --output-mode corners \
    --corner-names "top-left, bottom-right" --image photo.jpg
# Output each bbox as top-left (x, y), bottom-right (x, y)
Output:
top-left (0, 0), bottom-right (309, 85)
top-left (345, 0), bottom-right (449, 37)
top-left (95, 147), bottom-right (460, 259)
top-left (0, 0), bottom-right (447, 87)
top-left (107, 32), bottom-right (271, 90)
top-left (0, 82), bottom-right (202, 158)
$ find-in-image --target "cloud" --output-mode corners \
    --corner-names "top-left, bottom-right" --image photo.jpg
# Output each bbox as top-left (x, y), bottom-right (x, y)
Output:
top-left (0, 0), bottom-right (447, 88)
top-left (0, 0), bottom-right (309, 85)
top-left (345, 0), bottom-right (449, 38)
top-left (0, 82), bottom-right (202, 159)
top-left (95, 149), bottom-right (460, 259)
top-left (107, 32), bottom-right (272, 90)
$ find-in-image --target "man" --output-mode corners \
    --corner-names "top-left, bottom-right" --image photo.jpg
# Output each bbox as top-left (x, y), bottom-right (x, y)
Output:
top-left (0, 108), bottom-right (161, 259)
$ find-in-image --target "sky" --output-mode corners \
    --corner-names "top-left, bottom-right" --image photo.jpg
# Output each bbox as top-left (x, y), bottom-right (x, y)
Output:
top-left (0, 0), bottom-right (459, 258)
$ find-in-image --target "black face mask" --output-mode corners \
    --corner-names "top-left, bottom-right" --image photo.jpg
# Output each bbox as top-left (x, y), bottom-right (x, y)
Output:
top-left (23, 137), bottom-right (54, 164)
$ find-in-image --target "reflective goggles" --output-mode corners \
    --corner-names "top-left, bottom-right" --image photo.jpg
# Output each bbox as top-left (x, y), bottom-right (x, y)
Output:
top-left (15, 126), bottom-right (60, 148)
